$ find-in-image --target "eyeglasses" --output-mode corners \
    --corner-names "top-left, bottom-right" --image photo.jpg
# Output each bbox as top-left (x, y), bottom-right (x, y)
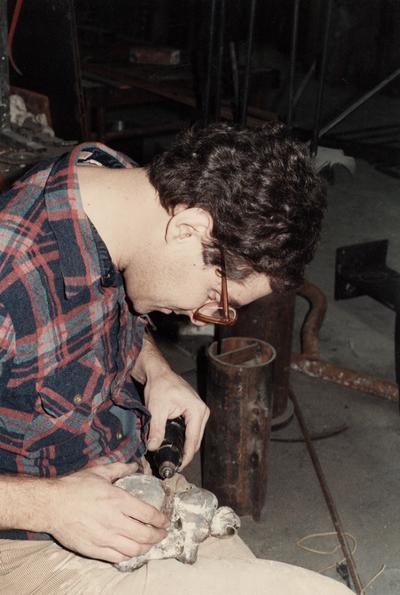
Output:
top-left (193, 253), bottom-right (237, 326)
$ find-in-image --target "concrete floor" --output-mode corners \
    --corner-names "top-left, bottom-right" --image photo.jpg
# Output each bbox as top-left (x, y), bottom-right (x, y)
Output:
top-left (154, 153), bottom-right (400, 594)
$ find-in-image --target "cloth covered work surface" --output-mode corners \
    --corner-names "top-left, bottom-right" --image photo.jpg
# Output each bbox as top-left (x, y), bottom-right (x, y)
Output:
top-left (0, 532), bottom-right (353, 594)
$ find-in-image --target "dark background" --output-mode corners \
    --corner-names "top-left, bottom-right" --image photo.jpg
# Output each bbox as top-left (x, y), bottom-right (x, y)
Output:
top-left (6, 0), bottom-right (400, 159)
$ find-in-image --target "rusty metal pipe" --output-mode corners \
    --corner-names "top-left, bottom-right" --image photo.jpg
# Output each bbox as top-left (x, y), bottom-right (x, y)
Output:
top-left (202, 337), bottom-right (276, 520)
top-left (297, 280), bottom-right (327, 357)
top-left (218, 290), bottom-right (296, 418)
top-left (293, 281), bottom-right (399, 402)
top-left (292, 354), bottom-right (399, 402)
top-left (290, 387), bottom-right (364, 594)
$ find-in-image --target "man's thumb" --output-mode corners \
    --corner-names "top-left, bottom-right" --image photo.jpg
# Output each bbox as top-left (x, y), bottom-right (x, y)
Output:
top-left (146, 431), bottom-right (163, 451)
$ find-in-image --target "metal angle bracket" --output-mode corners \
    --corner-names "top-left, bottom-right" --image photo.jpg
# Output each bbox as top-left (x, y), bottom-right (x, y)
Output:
top-left (335, 239), bottom-right (400, 410)
top-left (335, 240), bottom-right (400, 312)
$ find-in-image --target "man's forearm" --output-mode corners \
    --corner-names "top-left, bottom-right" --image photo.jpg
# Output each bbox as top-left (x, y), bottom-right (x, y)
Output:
top-left (0, 463), bottom-right (168, 563)
top-left (0, 475), bottom-right (55, 533)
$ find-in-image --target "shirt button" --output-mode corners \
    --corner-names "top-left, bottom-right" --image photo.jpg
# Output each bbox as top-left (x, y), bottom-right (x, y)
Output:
top-left (73, 394), bottom-right (82, 405)
top-left (116, 432), bottom-right (123, 440)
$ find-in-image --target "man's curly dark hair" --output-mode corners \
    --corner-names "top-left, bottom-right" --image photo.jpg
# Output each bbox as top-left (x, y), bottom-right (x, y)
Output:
top-left (147, 122), bottom-right (326, 292)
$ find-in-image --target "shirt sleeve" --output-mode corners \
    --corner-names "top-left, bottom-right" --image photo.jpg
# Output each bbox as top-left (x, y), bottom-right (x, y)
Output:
top-left (0, 301), bottom-right (16, 382)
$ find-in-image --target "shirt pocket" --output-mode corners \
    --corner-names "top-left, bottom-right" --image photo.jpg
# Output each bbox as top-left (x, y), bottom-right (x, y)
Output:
top-left (24, 350), bottom-right (106, 451)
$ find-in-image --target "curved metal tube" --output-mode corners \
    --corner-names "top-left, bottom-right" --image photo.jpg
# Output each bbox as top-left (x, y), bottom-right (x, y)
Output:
top-left (297, 280), bottom-right (327, 358)
top-left (293, 281), bottom-right (399, 402)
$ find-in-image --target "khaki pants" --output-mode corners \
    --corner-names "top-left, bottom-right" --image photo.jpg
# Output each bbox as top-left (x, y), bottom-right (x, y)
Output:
top-left (0, 536), bottom-right (351, 595)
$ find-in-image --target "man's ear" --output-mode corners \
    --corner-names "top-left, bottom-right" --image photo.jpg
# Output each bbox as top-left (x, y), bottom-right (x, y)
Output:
top-left (165, 206), bottom-right (213, 243)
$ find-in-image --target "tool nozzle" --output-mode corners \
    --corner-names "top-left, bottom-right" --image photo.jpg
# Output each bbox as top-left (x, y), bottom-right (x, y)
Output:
top-left (159, 461), bottom-right (176, 479)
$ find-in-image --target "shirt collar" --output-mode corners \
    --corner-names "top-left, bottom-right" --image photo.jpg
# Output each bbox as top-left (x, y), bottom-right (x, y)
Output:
top-left (44, 142), bottom-right (135, 299)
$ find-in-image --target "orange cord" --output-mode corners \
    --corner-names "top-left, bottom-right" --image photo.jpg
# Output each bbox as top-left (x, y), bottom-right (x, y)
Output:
top-left (7, 0), bottom-right (24, 75)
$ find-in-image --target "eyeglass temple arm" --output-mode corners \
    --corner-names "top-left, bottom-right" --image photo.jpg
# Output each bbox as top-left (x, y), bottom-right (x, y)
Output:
top-left (220, 273), bottom-right (230, 318)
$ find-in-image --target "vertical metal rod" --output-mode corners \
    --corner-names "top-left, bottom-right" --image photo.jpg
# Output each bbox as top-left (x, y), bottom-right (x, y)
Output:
top-left (204, 0), bottom-right (217, 126)
top-left (214, 0), bottom-right (225, 121)
top-left (310, 0), bottom-right (333, 156)
top-left (287, 0), bottom-right (300, 129)
top-left (229, 41), bottom-right (240, 122)
top-left (289, 388), bottom-right (364, 594)
top-left (239, 0), bottom-right (257, 128)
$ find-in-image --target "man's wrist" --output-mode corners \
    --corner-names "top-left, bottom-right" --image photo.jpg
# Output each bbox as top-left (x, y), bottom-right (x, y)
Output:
top-left (0, 475), bottom-right (59, 534)
top-left (132, 333), bottom-right (172, 384)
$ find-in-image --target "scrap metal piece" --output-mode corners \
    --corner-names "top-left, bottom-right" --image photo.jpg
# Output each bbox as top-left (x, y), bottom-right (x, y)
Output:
top-left (291, 354), bottom-right (399, 402)
top-left (335, 240), bottom-right (400, 308)
top-left (292, 280), bottom-right (399, 403)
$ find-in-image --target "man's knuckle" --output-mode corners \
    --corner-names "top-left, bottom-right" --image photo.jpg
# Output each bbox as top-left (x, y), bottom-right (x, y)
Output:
top-left (124, 542), bottom-right (149, 557)
top-left (128, 499), bottom-right (154, 523)
top-left (120, 530), bottom-right (154, 553)
top-left (142, 507), bottom-right (159, 523)
top-left (135, 525), bottom-right (161, 544)
top-left (149, 527), bottom-right (167, 543)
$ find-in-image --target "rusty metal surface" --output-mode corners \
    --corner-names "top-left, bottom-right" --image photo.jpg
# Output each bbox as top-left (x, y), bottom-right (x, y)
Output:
top-left (297, 280), bottom-right (327, 357)
top-left (218, 291), bottom-right (296, 418)
top-left (291, 353), bottom-right (399, 402)
top-left (293, 281), bottom-right (399, 402)
top-left (202, 337), bottom-right (275, 521)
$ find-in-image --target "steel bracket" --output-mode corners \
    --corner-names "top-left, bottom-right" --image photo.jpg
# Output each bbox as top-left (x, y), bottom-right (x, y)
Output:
top-left (335, 240), bottom-right (400, 311)
top-left (335, 240), bottom-right (400, 401)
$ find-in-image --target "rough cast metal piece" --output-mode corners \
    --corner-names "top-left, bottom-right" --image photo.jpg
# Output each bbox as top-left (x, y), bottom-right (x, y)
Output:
top-left (115, 473), bottom-right (240, 572)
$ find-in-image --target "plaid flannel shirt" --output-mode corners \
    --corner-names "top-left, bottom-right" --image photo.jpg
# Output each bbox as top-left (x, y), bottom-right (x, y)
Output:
top-left (0, 143), bottom-right (150, 539)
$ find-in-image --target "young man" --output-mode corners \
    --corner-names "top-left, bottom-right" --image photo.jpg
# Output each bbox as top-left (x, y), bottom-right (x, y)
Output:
top-left (0, 123), bottom-right (350, 593)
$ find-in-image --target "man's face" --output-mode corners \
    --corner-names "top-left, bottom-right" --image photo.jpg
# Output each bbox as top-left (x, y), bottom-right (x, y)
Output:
top-left (123, 205), bottom-right (273, 322)
top-left (125, 246), bottom-right (273, 325)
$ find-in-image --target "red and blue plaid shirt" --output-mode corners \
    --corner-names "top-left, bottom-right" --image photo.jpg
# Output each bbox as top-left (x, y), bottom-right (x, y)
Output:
top-left (0, 143), bottom-right (150, 539)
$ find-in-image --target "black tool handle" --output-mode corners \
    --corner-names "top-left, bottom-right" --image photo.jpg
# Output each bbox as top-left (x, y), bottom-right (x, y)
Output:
top-left (148, 416), bottom-right (186, 479)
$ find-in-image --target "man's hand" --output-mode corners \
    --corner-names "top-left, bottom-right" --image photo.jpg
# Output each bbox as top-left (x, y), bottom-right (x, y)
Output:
top-left (47, 462), bottom-right (169, 564)
top-left (132, 332), bottom-right (210, 470)
top-left (144, 368), bottom-right (210, 469)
